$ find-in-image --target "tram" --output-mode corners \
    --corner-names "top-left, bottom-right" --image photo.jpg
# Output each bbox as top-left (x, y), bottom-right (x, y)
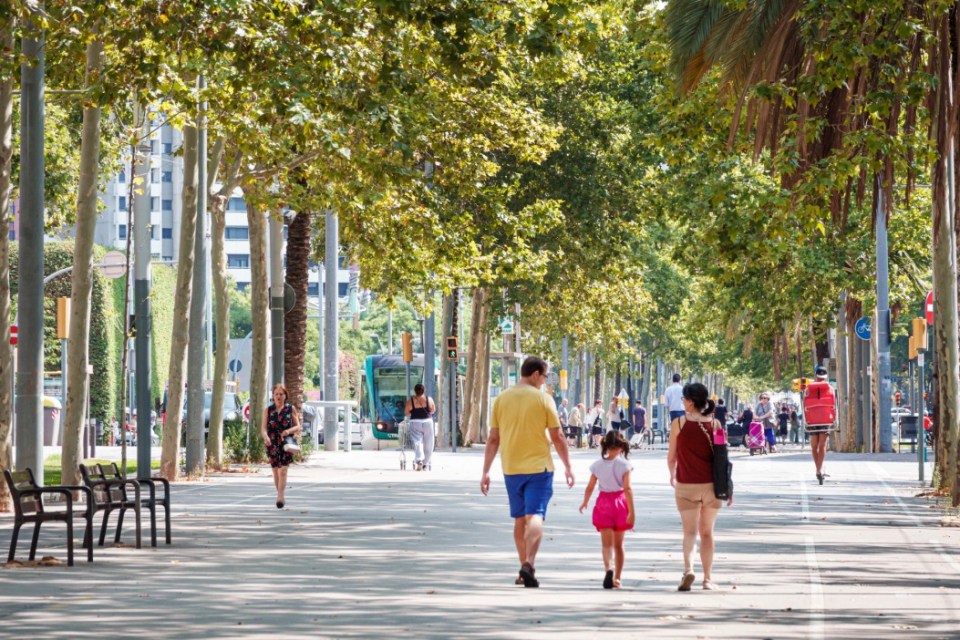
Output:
top-left (359, 354), bottom-right (431, 445)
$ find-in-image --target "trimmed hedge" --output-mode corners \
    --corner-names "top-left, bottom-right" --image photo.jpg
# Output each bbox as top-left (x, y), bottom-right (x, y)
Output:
top-left (10, 240), bottom-right (176, 422)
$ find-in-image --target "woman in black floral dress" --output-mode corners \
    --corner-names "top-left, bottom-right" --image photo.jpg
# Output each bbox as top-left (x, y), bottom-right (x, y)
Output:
top-left (261, 384), bottom-right (301, 508)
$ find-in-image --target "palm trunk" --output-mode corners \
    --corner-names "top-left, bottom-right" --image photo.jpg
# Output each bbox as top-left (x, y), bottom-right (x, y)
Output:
top-left (246, 197), bottom-right (269, 450)
top-left (61, 39), bottom-right (103, 487)
top-left (0, 21), bottom-right (14, 511)
top-left (159, 108), bottom-right (199, 480)
top-left (283, 210), bottom-right (311, 410)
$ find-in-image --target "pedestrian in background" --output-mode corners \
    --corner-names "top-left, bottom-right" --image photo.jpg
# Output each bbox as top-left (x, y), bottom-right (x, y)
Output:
top-left (777, 404), bottom-right (790, 445)
top-left (607, 396), bottom-right (622, 434)
top-left (566, 401), bottom-right (584, 447)
top-left (632, 400), bottom-right (647, 447)
top-left (755, 393), bottom-right (776, 453)
top-left (667, 382), bottom-right (732, 591)
top-left (789, 409), bottom-right (801, 444)
top-left (713, 398), bottom-right (727, 429)
top-left (262, 384), bottom-right (301, 509)
top-left (665, 373), bottom-right (685, 422)
top-left (480, 356), bottom-right (575, 588)
top-left (580, 430), bottom-right (635, 589)
top-left (405, 383), bottom-right (436, 471)
top-left (587, 400), bottom-right (604, 448)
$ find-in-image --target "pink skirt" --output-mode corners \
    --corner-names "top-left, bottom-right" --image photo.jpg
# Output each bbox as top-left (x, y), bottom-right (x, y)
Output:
top-left (592, 490), bottom-right (633, 532)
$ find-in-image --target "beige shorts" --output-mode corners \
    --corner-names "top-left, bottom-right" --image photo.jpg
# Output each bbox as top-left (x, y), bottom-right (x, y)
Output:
top-left (675, 482), bottom-right (721, 512)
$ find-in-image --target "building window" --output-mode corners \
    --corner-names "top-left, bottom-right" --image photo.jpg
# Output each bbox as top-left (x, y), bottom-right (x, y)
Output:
top-left (118, 170), bottom-right (126, 183)
top-left (162, 227), bottom-right (172, 239)
top-left (337, 256), bottom-right (347, 269)
top-left (150, 139), bottom-right (158, 154)
top-left (151, 197), bottom-right (159, 210)
top-left (151, 226), bottom-right (159, 239)
top-left (163, 142), bottom-right (173, 154)
top-left (227, 254), bottom-right (250, 268)
top-left (162, 199), bottom-right (173, 211)
top-left (151, 168), bottom-right (160, 183)
top-left (118, 224), bottom-right (127, 240)
top-left (338, 282), bottom-right (348, 297)
top-left (236, 282), bottom-right (249, 292)
top-left (118, 196), bottom-right (127, 211)
top-left (227, 197), bottom-right (246, 212)
top-left (162, 170), bottom-right (172, 183)
top-left (225, 226), bottom-right (249, 240)
top-left (308, 283), bottom-right (319, 296)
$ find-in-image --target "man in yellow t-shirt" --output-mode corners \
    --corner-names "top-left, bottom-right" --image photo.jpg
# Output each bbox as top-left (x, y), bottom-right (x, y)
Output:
top-left (481, 356), bottom-right (575, 588)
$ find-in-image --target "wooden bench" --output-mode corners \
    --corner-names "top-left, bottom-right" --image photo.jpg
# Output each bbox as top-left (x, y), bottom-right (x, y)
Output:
top-left (3, 468), bottom-right (94, 567)
top-left (79, 463), bottom-right (143, 549)
top-left (100, 462), bottom-right (171, 547)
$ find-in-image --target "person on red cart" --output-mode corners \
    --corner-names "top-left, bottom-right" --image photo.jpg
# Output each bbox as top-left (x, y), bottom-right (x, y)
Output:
top-left (804, 366), bottom-right (836, 485)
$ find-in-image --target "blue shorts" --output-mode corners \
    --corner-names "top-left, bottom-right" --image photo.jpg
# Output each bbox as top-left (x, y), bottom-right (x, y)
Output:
top-left (670, 410), bottom-right (686, 421)
top-left (503, 471), bottom-right (554, 519)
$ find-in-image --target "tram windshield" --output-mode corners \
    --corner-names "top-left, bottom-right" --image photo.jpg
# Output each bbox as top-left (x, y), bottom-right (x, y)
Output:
top-left (374, 366), bottom-right (423, 423)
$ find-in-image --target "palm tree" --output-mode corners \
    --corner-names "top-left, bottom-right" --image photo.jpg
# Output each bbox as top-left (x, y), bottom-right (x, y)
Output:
top-left (283, 210), bottom-right (312, 412)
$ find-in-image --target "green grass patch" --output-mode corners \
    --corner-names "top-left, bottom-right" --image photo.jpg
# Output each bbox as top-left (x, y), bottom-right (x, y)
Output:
top-left (43, 454), bottom-right (160, 486)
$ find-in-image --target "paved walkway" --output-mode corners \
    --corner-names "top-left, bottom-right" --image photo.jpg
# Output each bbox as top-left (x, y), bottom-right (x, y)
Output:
top-left (1, 445), bottom-right (958, 638)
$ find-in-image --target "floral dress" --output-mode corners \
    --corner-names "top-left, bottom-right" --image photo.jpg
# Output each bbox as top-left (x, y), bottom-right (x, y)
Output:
top-left (266, 402), bottom-right (294, 468)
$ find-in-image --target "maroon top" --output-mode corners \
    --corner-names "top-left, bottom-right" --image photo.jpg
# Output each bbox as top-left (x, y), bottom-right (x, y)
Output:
top-left (676, 418), bottom-right (715, 484)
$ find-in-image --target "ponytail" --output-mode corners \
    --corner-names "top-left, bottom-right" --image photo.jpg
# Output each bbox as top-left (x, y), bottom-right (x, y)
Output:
top-left (702, 399), bottom-right (715, 416)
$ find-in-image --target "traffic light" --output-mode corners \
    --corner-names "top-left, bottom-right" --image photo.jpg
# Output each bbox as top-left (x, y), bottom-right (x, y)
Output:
top-left (895, 391), bottom-right (902, 406)
top-left (791, 378), bottom-right (810, 392)
top-left (401, 332), bottom-right (414, 363)
top-left (913, 317), bottom-right (928, 352)
top-left (446, 336), bottom-right (458, 361)
top-left (56, 297), bottom-right (70, 340)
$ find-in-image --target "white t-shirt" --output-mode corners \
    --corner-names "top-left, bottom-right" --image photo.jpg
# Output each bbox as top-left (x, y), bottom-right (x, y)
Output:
top-left (589, 456), bottom-right (633, 492)
top-left (665, 383), bottom-right (684, 412)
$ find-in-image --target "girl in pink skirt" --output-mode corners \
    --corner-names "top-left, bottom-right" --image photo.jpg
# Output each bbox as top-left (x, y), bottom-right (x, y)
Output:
top-left (580, 430), bottom-right (635, 589)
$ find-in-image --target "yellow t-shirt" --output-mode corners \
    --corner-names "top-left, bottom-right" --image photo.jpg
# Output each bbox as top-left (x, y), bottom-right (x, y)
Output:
top-left (491, 385), bottom-right (561, 475)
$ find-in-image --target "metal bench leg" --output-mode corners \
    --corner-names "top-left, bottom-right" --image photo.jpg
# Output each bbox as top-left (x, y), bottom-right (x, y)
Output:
top-left (99, 509), bottom-right (111, 547)
top-left (84, 513), bottom-right (94, 562)
top-left (114, 509), bottom-right (125, 544)
top-left (149, 502), bottom-right (157, 548)
top-left (8, 521), bottom-right (21, 562)
top-left (29, 522), bottom-right (41, 561)
top-left (133, 503), bottom-right (142, 550)
top-left (66, 517), bottom-right (74, 567)
top-left (164, 501), bottom-right (171, 545)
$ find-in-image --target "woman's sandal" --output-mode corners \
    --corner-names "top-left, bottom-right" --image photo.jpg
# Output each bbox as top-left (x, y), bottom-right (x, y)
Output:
top-left (702, 579), bottom-right (718, 590)
top-left (613, 578), bottom-right (622, 589)
top-left (678, 571), bottom-right (696, 592)
top-left (603, 569), bottom-right (614, 589)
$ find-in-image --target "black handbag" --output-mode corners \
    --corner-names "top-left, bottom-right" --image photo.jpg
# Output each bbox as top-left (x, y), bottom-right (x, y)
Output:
top-left (701, 423), bottom-right (733, 500)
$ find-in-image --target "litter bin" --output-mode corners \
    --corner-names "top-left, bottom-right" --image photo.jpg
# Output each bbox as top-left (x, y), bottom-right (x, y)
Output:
top-left (43, 396), bottom-right (62, 446)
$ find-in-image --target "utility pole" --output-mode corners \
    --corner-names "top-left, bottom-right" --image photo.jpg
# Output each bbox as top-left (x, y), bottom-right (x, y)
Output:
top-left (561, 337), bottom-right (569, 401)
top-left (875, 176), bottom-right (893, 452)
top-left (133, 105), bottom-right (153, 480)
top-left (323, 210), bottom-right (339, 450)
top-left (269, 210), bottom-right (284, 386)
top-left (15, 3), bottom-right (44, 478)
top-left (185, 76), bottom-right (208, 474)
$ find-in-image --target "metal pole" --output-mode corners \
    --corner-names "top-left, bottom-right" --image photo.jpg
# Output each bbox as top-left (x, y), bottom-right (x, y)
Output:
top-left (450, 359), bottom-right (457, 452)
top-left (15, 4), bottom-right (44, 479)
top-left (317, 269), bottom-right (324, 400)
top-left (425, 307), bottom-right (435, 401)
top-left (269, 210), bottom-right (284, 386)
top-left (323, 210), bottom-right (340, 451)
top-left (875, 176), bottom-right (893, 452)
top-left (388, 311), bottom-right (393, 355)
top-left (918, 352), bottom-right (926, 483)
top-left (133, 106), bottom-right (153, 480)
top-left (185, 76), bottom-right (207, 474)
top-left (561, 337), bottom-right (569, 401)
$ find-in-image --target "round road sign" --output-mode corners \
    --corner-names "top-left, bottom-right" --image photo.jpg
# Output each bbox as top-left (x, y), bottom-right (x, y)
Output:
top-left (243, 403), bottom-right (251, 422)
top-left (9, 324), bottom-right (16, 346)
top-left (855, 317), bottom-right (872, 341)
top-left (99, 251), bottom-right (127, 279)
top-left (926, 290), bottom-right (934, 326)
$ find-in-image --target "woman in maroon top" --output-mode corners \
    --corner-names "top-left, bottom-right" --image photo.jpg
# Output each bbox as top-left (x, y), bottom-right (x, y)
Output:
top-left (667, 382), bottom-right (733, 591)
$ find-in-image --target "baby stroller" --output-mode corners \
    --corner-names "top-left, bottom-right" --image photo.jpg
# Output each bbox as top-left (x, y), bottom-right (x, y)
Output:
top-left (746, 421), bottom-right (767, 456)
